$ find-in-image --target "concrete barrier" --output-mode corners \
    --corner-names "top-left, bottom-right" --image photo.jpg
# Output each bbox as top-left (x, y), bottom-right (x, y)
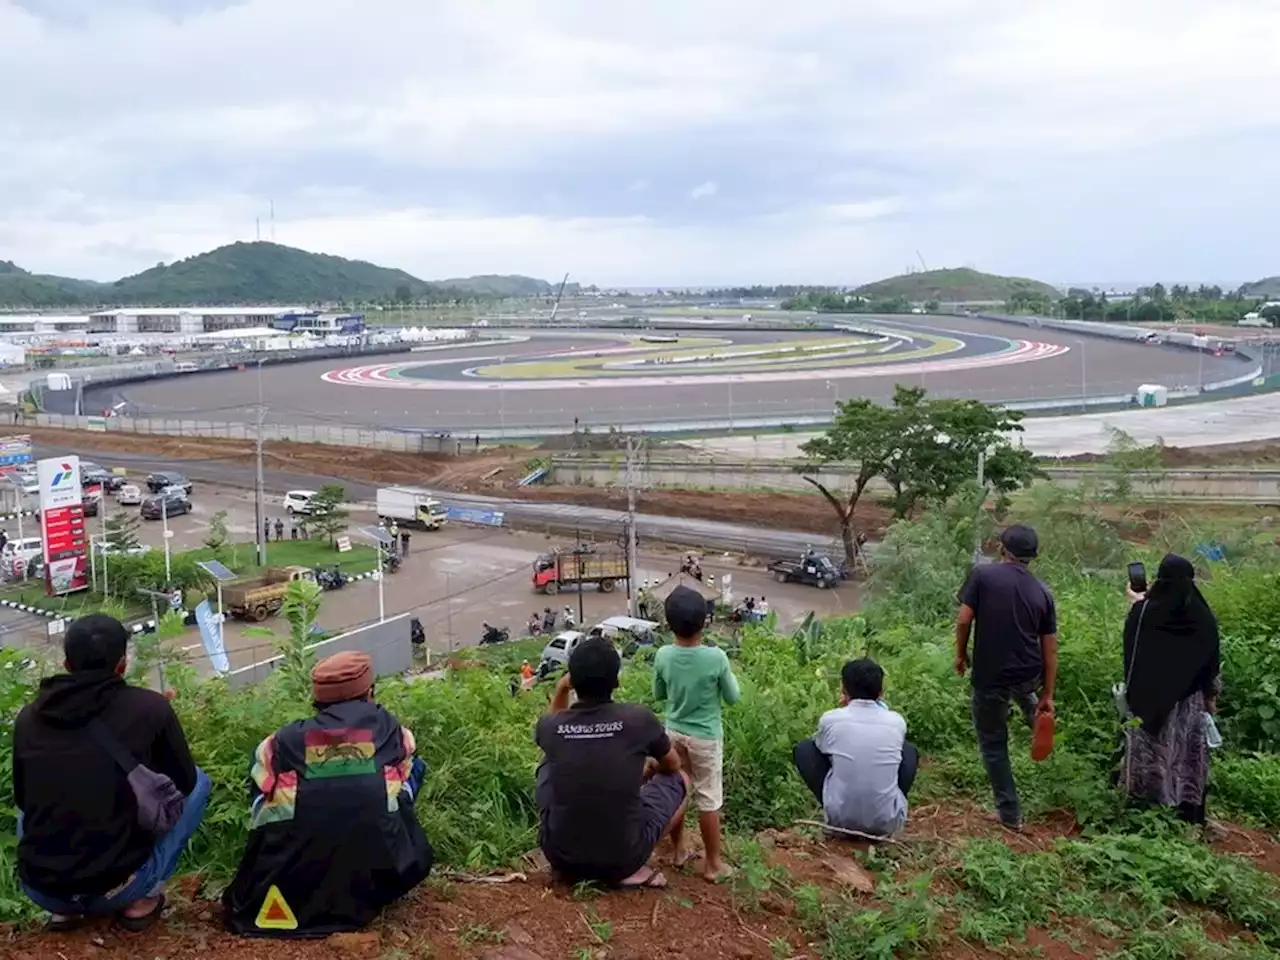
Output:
top-left (225, 614), bottom-right (413, 690)
top-left (548, 456), bottom-right (1280, 503)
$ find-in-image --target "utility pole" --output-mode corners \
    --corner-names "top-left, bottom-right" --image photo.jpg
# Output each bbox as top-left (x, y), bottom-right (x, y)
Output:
top-left (254, 360), bottom-right (267, 566)
top-left (625, 434), bottom-right (641, 616)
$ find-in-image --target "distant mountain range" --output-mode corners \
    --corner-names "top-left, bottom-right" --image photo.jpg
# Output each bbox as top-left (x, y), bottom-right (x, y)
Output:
top-left (854, 267), bottom-right (1061, 302)
top-left (1238, 276), bottom-right (1280, 299)
top-left (0, 242), bottom-right (575, 308)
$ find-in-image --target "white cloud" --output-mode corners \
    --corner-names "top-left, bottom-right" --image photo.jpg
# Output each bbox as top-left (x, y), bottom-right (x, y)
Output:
top-left (2, 0), bottom-right (1279, 286)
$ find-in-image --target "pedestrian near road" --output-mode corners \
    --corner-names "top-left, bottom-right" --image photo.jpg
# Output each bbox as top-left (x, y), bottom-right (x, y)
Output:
top-left (954, 524), bottom-right (1058, 832)
top-left (263, 519), bottom-right (271, 542)
top-left (400, 531), bottom-right (410, 555)
top-left (274, 519), bottom-right (284, 542)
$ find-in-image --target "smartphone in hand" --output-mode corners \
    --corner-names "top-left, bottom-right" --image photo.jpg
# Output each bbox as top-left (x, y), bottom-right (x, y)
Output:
top-left (1127, 561), bottom-right (1148, 595)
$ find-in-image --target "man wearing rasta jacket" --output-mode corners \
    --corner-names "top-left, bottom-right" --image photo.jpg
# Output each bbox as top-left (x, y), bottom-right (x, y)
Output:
top-left (13, 614), bottom-right (211, 931)
top-left (222, 651), bottom-right (433, 937)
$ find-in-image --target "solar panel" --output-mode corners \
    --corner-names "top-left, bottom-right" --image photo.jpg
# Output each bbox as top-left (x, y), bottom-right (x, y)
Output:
top-left (196, 560), bottom-right (239, 582)
top-left (361, 526), bottom-right (395, 546)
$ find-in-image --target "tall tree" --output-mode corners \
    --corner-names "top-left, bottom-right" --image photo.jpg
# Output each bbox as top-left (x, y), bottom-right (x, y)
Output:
top-left (799, 386), bottom-right (925, 561)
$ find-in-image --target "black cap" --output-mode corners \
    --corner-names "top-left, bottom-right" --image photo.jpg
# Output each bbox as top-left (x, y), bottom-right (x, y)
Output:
top-left (1000, 524), bottom-right (1039, 561)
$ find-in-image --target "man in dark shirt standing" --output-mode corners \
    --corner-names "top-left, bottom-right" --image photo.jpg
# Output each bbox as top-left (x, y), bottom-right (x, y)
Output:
top-left (535, 637), bottom-right (689, 888)
top-left (13, 614), bottom-right (210, 931)
top-left (955, 524), bottom-right (1057, 831)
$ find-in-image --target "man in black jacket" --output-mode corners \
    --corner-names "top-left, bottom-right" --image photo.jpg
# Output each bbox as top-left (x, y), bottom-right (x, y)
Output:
top-left (13, 614), bottom-right (211, 931)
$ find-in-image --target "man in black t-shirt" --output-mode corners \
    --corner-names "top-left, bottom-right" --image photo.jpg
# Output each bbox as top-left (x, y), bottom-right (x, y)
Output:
top-left (535, 637), bottom-right (689, 888)
top-left (955, 524), bottom-right (1058, 830)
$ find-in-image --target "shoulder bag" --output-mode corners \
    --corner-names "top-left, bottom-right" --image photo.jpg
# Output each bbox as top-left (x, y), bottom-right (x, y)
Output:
top-left (88, 719), bottom-right (187, 835)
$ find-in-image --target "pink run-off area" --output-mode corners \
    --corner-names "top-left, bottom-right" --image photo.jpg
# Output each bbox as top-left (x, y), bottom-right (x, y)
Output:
top-left (320, 340), bottom-right (1070, 391)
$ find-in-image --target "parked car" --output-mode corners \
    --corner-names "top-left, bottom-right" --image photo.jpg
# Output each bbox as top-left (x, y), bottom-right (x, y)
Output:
top-left (1, 537), bottom-right (43, 577)
top-left (93, 541), bottom-right (151, 557)
top-left (141, 491), bottom-right (192, 520)
top-left (82, 490), bottom-right (102, 517)
top-left (540, 630), bottom-right (586, 670)
top-left (115, 483), bottom-right (142, 505)
top-left (146, 471), bottom-right (192, 495)
top-left (81, 463), bottom-right (125, 491)
top-left (283, 489), bottom-right (318, 515)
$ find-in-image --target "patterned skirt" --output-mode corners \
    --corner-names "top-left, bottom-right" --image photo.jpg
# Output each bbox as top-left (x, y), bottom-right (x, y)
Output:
top-left (1120, 690), bottom-right (1209, 822)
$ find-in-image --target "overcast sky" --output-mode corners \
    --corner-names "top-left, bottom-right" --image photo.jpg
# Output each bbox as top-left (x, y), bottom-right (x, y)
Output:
top-left (3, 0), bottom-right (1277, 287)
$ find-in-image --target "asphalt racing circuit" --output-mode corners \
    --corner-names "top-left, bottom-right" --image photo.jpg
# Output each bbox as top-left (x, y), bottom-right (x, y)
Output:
top-left (91, 315), bottom-right (1249, 433)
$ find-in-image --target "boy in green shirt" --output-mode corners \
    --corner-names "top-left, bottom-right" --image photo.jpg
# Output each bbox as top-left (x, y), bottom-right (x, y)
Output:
top-left (653, 586), bottom-right (741, 881)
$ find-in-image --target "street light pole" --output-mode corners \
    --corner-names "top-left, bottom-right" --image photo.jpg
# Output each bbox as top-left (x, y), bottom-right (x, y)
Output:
top-left (254, 360), bottom-right (267, 566)
top-left (161, 501), bottom-right (172, 583)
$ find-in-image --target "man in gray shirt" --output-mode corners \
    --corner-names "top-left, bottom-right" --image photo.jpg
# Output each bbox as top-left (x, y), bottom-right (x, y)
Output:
top-left (793, 659), bottom-right (917, 837)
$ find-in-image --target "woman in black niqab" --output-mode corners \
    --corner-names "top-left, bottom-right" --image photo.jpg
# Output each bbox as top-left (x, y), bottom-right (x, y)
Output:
top-left (1120, 554), bottom-right (1220, 824)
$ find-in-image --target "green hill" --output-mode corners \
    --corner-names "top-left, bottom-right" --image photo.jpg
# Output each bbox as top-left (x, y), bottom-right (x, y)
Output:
top-left (1239, 276), bottom-right (1280, 299)
top-left (855, 267), bottom-right (1060, 302)
top-left (0, 242), bottom-right (565, 307)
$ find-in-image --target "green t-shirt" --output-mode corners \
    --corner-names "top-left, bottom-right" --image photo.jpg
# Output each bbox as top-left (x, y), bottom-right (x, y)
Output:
top-left (653, 643), bottom-right (741, 740)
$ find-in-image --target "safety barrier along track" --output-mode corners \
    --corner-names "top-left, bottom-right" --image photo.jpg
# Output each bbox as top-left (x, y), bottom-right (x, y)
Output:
top-left (320, 340), bottom-right (1071, 392)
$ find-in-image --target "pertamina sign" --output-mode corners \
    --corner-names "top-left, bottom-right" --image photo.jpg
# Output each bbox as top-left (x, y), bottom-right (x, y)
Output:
top-left (36, 456), bottom-right (89, 596)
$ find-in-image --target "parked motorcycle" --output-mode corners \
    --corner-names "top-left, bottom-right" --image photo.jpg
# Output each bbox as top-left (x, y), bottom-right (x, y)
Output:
top-left (480, 623), bottom-right (510, 646)
top-left (315, 565), bottom-right (348, 591)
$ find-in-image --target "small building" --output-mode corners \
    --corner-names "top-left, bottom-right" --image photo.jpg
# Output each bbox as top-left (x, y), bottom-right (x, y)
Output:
top-left (1136, 383), bottom-right (1168, 407)
top-left (87, 306), bottom-right (309, 335)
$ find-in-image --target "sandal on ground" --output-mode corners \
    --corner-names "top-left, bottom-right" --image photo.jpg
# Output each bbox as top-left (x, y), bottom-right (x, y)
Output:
top-left (673, 849), bottom-right (701, 869)
top-left (116, 894), bottom-right (166, 933)
top-left (46, 914), bottom-right (83, 933)
top-left (619, 866), bottom-right (668, 890)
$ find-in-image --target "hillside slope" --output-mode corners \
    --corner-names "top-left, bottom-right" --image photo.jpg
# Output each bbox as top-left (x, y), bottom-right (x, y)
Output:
top-left (855, 267), bottom-right (1060, 302)
top-left (1239, 275), bottom-right (1280, 299)
top-left (0, 243), bottom-right (562, 307)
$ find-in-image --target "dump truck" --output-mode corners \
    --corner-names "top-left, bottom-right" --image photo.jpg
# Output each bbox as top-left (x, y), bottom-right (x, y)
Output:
top-left (533, 546), bottom-right (629, 595)
top-left (375, 486), bottom-right (449, 530)
top-left (222, 565), bottom-right (315, 621)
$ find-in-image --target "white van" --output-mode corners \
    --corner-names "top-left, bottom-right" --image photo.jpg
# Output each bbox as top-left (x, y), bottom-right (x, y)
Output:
top-left (174, 361), bottom-right (199, 372)
top-left (2, 537), bottom-right (43, 576)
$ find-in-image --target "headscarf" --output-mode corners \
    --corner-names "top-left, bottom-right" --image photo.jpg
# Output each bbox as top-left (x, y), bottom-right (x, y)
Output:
top-left (1123, 554), bottom-right (1220, 730)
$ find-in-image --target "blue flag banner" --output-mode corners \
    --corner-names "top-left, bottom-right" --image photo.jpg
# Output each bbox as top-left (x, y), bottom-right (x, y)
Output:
top-left (195, 599), bottom-right (230, 675)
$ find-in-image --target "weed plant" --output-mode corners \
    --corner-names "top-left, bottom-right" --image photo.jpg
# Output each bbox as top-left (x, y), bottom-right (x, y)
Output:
top-left (1, 488), bottom-right (1279, 956)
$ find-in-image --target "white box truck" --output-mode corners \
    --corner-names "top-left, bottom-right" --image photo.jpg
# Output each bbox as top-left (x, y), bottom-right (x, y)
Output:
top-left (376, 486), bottom-right (449, 530)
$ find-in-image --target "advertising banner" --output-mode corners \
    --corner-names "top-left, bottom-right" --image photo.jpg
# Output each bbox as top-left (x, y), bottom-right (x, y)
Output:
top-left (194, 599), bottom-right (230, 675)
top-left (0, 434), bottom-right (32, 469)
top-left (445, 506), bottom-right (505, 527)
top-left (37, 456), bottom-right (89, 596)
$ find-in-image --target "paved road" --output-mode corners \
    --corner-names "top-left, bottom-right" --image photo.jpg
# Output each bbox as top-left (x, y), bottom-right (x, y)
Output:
top-left (31, 443), bottom-right (841, 559)
top-left (694, 390), bottom-right (1280, 459)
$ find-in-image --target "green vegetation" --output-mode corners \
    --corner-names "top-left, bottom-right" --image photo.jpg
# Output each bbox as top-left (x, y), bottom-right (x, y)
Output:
top-left (0, 242), bottom-right (562, 308)
top-left (1037, 284), bottom-right (1276, 326)
top-left (2, 486), bottom-right (1279, 957)
top-left (855, 267), bottom-right (1060, 303)
top-left (800, 386), bottom-right (1038, 559)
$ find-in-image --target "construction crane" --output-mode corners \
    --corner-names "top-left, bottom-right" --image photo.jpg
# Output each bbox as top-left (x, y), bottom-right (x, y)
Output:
top-left (916, 250), bottom-right (928, 272)
top-left (548, 273), bottom-right (570, 323)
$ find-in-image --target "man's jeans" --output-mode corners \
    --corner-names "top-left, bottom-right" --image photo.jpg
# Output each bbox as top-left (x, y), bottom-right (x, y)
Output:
top-left (972, 681), bottom-right (1038, 825)
top-left (20, 769), bottom-right (212, 917)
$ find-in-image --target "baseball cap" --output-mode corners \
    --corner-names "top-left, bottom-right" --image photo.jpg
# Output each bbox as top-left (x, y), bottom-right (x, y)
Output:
top-left (999, 524), bottom-right (1039, 561)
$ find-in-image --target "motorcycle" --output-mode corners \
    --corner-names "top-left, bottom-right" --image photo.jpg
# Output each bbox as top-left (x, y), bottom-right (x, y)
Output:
top-left (315, 566), bottom-right (348, 591)
top-left (481, 624), bottom-right (510, 646)
top-left (410, 617), bottom-right (426, 647)
top-left (382, 553), bottom-right (402, 574)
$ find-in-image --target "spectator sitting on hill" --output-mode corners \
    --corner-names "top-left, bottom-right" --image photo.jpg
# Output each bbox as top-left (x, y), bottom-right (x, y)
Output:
top-left (13, 613), bottom-right (211, 932)
top-left (793, 658), bottom-right (916, 839)
top-left (222, 652), bottom-right (433, 937)
top-left (535, 637), bottom-right (690, 889)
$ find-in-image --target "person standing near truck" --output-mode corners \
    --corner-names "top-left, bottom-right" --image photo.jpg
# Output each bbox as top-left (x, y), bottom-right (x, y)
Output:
top-left (400, 531), bottom-right (410, 556)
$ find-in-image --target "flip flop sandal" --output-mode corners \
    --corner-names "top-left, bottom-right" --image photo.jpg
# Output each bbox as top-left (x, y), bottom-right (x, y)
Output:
top-left (46, 914), bottom-right (83, 933)
top-left (116, 894), bottom-right (166, 933)
top-left (619, 867), bottom-right (668, 890)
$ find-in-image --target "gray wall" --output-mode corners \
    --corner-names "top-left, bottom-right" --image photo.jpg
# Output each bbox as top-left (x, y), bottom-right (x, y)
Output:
top-left (226, 613), bottom-right (413, 690)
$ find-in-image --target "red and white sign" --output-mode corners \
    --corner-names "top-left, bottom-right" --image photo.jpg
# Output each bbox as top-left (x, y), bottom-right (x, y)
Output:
top-left (36, 456), bottom-right (88, 596)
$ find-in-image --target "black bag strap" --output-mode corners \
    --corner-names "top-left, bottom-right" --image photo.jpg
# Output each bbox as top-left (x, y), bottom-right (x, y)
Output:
top-left (88, 719), bottom-right (141, 775)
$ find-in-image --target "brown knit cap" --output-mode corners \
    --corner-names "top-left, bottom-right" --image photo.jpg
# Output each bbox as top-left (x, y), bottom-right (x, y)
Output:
top-left (311, 651), bottom-right (374, 704)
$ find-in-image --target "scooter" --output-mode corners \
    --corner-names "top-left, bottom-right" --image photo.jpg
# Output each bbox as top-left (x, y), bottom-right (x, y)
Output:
top-left (481, 624), bottom-right (510, 646)
top-left (315, 566), bottom-right (348, 591)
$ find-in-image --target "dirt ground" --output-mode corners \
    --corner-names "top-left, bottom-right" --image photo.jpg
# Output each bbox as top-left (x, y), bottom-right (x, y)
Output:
top-left (19, 427), bottom-right (879, 538)
top-left (1058, 436), bottom-right (1280, 468)
top-left (6, 803), bottom-right (1277, 960)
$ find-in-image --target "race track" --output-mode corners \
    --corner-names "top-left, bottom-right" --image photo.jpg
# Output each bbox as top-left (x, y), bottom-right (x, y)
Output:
top-left (90, 315), bottom-right (1247, 432)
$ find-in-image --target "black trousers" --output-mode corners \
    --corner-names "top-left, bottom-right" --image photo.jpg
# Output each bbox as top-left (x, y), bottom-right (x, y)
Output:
top-left (793, 738), bottom-right (919, 802)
